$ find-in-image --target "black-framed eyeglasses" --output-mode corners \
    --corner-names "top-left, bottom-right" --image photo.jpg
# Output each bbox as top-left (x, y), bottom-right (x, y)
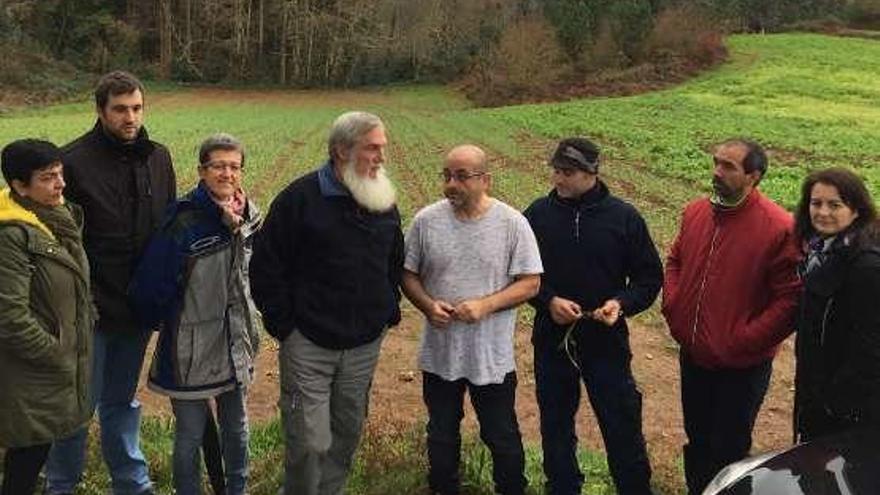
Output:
top-left (440, 169), bottom-right (486, 182)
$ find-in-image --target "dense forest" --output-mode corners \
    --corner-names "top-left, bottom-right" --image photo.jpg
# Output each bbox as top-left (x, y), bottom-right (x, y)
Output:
top-left (0, 0), bottom-right (878, 102)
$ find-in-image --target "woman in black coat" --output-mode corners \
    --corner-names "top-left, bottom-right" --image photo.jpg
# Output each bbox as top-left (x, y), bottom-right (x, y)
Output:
top-left (794, 167), bottom-right (880, 442)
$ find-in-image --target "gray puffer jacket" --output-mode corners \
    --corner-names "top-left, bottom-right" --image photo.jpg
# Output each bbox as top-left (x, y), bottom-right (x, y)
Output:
top-left (130, 182), bottom-right (261, 399)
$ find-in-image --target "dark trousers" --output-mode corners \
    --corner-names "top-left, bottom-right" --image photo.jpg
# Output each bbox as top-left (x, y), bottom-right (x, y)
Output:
top-left (534, 333), bottom-right (653, 495)
top-left (680, 354), bottom-right (772, 495)
top-left (2, 443), bottom-right (51, 495)
top-left (422, 371), bottom-right (527, 495)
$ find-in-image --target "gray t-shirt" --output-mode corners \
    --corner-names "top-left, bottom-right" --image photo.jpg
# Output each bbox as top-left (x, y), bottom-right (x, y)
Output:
top-left (404, 198), bottom-right (543, 385)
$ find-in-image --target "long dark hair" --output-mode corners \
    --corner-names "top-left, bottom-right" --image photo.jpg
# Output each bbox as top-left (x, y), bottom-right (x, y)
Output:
top-left (794, 167), bottom-right (878, 245)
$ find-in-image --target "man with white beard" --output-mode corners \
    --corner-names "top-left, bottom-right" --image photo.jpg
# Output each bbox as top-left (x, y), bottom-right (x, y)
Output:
top-left (249, 111), bottom-right (403, 495)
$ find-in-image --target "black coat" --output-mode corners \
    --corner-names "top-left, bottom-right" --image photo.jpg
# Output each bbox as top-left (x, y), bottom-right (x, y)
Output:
top-left (524, 181), bottom-right (663, 350)
top-left (62, 122), bottom-right (176, 333)
top-left (795, 233), bottom-right (880, 440)
top-left (248, 167), bottom-right (403, 349)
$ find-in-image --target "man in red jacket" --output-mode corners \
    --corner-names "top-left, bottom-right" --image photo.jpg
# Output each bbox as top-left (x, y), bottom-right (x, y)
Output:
top-left (662, 138), bottom-right (801, 495)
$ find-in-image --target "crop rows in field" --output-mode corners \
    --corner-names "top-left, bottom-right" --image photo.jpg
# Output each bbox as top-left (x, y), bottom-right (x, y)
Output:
top-left (488, 33), bottom-right (880, 210)
top-left (1, 33), bottom-right (878, 231)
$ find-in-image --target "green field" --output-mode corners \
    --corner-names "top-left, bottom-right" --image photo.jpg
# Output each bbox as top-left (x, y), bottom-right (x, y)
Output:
top-left (2, 33), bottom-right (879, 247)
top-left (1, 32), bottom-right (879, 494)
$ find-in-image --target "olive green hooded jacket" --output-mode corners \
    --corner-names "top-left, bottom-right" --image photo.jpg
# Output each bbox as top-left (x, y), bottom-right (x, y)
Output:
top-left (0, 188), bottom-right (94, 448)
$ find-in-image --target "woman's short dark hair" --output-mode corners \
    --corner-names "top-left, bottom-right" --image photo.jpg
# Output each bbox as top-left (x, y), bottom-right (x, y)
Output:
top-left (1, 139), bottom-right (62, 185)
top-left (794, 167), bottom-right (877, 242)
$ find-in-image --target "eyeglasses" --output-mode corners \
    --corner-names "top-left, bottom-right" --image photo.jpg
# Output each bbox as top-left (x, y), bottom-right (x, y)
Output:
top-left (203, 161), bottom-right (243, 174)
top-left (440, 169), bottom-right (486, 183)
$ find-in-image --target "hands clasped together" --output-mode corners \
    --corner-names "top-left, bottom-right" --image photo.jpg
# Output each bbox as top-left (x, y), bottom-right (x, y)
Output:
top-left (548, 296), bottom-right (623, 327)
top-left (426, 298), bottom-right (494, 327)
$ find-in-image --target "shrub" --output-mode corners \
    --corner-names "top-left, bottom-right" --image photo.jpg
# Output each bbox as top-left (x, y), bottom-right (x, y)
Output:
top-left (607, 0), bottom-right (655, 62)
top-left (0, 43), bottom-right (86, 105)
top-left (542, 0), bottom-right (604, 62)
top-left (843, 0), bottom-right (880, 28)
top-left (461, 16), bottom-right (571, 106)
top-left (642, 5), bottom-right (728, 65)
top-left (587, 19), bottom-right (626, 70)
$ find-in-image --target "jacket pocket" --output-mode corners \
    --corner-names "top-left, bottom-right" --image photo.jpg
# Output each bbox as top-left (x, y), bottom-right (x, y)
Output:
top-left (176, 318), bottom-right (233, 387)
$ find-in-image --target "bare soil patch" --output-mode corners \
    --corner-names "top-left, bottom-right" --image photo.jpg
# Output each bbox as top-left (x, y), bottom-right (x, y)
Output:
top-left (463, 51), bottom-right (727, 108)
top-left (150, 87), bottom-right (411, 111)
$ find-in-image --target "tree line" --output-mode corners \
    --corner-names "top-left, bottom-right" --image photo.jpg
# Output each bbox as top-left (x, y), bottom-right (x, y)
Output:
top-left (0, 0), bottom-right (876, 92)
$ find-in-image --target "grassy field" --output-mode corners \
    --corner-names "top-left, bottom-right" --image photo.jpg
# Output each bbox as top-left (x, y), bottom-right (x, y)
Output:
top-left (62, 416), bottom-right (615, 495)
top-left (1, 32), bottom-right (879, 494)
top-left (2, 34), bottom-right (878, 239)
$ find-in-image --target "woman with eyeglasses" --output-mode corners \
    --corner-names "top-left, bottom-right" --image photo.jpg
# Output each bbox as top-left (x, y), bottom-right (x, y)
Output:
top-left (794, 167), bottom-right (880, 442)
top-left (129, 133), bottom-right (261, 494)
top-left (0, 139), bottom-right (93, 494)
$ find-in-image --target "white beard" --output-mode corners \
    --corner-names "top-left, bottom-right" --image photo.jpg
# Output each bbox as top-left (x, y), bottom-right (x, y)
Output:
top-left (341, 159), bottom-right (397, 213)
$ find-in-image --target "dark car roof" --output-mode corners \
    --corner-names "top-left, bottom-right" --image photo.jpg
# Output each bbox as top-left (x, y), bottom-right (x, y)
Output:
top-left (714, 428), bottom-right (880, 494)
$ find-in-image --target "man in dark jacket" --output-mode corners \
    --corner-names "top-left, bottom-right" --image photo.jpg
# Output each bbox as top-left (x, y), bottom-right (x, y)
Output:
top-left (524, 138), bottom-right (662, 495)
top-left (249, 111), bottom-right (403, 495)
top-left (662, 139), bottom-right (800, 495)
top-left (45, 70), bottom-right (175, 495)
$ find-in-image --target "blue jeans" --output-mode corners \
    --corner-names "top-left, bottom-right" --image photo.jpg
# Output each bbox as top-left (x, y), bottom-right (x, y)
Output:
top-left (45, 329), bottom-right (153, 495)
top-left (171, 388), bottom-right (249, 495)
top-left (680, 354), bottom-right (772, 495)
top-left (422, 371), bottom-right (527, 495)
top-left (534, 326), bottom-right (653, 495)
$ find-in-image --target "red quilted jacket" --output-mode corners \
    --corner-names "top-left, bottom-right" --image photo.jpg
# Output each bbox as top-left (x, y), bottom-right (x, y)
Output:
top-left (662, 190), bottom-right (802, 369)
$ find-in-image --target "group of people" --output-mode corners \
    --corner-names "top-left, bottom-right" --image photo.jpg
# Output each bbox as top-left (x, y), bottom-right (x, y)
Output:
top-left (0, 69), bottom-right (878, 495)
top-left (0, 71), bottom-right (257, 495)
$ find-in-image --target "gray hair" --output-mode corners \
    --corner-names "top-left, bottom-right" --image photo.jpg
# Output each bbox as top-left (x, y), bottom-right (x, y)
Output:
top-left (327, 111), bottom-right (384, 160)
top-left (198, 133), bottom-right (245, 167)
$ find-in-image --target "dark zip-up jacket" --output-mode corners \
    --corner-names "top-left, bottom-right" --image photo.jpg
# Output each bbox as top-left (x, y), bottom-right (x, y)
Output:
top-left (524, 181), bottom-right (663, 349)
top-left (795, 232), bottom-right (880, 439)
top-left (63, 122), bottom-right (176, 333)
top-left (249, 162), bottom-right (403, 349)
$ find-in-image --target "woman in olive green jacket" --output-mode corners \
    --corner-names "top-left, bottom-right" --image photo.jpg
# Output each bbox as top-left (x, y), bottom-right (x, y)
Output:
top-left (0, 139), bottom-right (93, 495)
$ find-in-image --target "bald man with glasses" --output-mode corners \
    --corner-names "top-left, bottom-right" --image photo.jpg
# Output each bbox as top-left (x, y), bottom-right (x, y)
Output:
top-left (402, 144), bottom-right (543, 495)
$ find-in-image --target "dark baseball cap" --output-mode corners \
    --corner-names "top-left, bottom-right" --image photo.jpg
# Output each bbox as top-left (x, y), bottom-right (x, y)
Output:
top-left (550, 138), bottom-right (600, 174)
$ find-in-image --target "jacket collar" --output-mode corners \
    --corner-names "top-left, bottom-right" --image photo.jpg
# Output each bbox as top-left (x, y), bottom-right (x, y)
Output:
top-left (185, 181), bottom-right (219, 209)
top-left (805, 246), bottom-right (852, 297)
top-left (179, 181), bottom-right (261, 235)
top-left (802, 228), bottom-right (878, 296)
top-left (90, 121), bottom-right (155, 158)
top-left (0, 188), bottom-right (54, 238)
top-left (548, 179), bottom-right (610, 211)
top-left (318, 160), bottom-right (350, 198)
top-left (711, 188), bottom-right (761, 215)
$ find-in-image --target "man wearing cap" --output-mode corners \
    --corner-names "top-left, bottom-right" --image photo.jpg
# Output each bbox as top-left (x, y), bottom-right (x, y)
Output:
top-left (402, 144), bottom-right (543, 495)
top-left (662, 138), bottom-right (800, 495)
top-left (524, 137), bottom-right (662, 495)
